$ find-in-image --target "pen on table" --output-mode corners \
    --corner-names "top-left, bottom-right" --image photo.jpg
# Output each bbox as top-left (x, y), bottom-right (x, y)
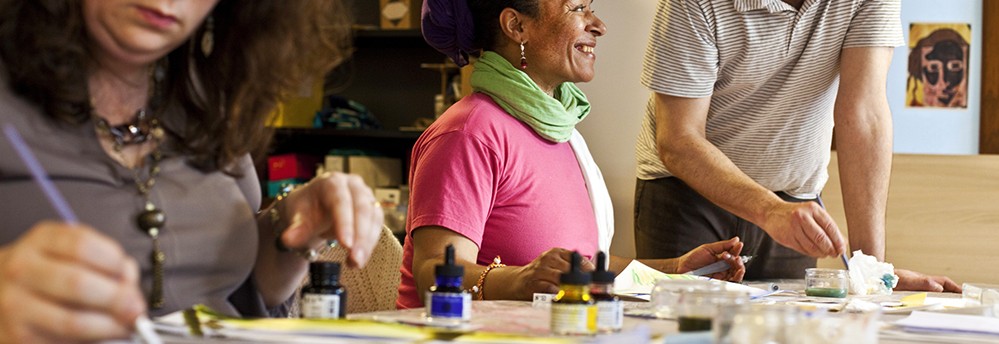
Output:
top-left (2, 124), bottom-right (164, 344)
top-left (685, 255), bottom-right (753, 276)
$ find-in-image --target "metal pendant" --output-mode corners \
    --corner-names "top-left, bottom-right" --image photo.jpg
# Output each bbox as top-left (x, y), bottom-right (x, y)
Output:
top-left (137, 202), bottom-right (166, 309)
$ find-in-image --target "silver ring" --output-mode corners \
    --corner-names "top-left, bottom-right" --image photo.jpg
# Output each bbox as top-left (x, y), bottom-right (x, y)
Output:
top-left (326, 239), bottom-right (338, 248)
top-left (299, 249), bottom-right (319, 262)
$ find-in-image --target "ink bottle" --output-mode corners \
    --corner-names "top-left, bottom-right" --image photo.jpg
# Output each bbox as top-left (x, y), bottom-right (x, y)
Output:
top-left (590, 252), bottom-right (622, 333)
top-left (300, 261), bottom-right (347, 319)
top-left (426, 244), bottom-right (471, 323)
top-left (550, 251), bottom-right (596, 336)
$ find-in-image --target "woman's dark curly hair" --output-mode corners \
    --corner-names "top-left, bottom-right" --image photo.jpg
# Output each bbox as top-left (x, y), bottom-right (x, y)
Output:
top-left (0, 0), bottom-right (352, 172)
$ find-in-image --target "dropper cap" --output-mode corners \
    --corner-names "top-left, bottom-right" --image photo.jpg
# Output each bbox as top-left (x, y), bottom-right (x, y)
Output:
top-left (591, 251), bottom-right (615, 284)
top-left (560, 251), bottom-right (591, 285)
top-left (435, 244), bottom-right (464, 278)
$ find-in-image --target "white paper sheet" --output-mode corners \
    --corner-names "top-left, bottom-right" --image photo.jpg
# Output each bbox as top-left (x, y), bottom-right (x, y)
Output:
top-left (612, 260), bottom-right (769, 299)
top-left (894, 311), bottom-right (999, 336)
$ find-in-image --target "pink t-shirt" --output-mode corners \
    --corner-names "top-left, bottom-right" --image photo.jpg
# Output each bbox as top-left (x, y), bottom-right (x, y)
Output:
top-left (396, 93), bottom-right (598, 309)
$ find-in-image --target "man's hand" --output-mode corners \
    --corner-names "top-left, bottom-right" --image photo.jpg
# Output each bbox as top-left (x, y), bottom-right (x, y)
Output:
top-left (894, 268), bottom-right (962, 293)
top-left (760, 201), bottom-right (846, 258)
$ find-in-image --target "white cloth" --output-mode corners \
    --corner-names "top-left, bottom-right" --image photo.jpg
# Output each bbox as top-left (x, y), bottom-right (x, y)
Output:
top-left (568, 129), bottom-right (614, 255)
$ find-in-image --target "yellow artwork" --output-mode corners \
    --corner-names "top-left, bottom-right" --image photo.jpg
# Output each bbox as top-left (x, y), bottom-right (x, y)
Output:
top-left (906, 23), bottom-right (971, 108)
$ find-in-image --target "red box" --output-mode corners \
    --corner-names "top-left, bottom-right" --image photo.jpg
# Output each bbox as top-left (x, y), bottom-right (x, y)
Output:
top-left (268, 153), bottom-right (321, 181)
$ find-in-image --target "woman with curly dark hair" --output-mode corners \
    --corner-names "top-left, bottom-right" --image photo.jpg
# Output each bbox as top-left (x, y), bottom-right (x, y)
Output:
top-left (0, 0), bottom-right (382, 341)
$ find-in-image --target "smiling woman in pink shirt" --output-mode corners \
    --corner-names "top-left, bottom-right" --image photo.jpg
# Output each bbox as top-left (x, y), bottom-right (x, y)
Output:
top-left (397, 0), bottom-right (746, 309)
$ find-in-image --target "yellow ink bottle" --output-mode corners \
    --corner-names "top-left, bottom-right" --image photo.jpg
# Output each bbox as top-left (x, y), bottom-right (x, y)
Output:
top-left (550, 251), bottom-right (596, 335)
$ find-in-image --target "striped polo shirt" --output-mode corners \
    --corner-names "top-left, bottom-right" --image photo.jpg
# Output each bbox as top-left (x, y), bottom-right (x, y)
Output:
top-left (634, 0), bottom-right (902, 198)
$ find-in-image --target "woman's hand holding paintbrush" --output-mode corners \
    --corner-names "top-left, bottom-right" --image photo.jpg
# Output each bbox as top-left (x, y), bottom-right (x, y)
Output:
top-left (0, 124), bottom-right (156, 343)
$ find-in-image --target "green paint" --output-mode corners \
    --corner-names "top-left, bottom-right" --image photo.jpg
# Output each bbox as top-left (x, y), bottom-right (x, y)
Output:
top-left (805, 287), bottom-right (848, 298)
top-left (678, 316), bottom-right (713, 332)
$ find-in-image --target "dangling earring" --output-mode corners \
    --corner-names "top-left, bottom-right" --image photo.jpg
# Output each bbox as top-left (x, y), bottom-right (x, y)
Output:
top-left (201, 15), bottom-right (214, 57)
top-left (519, 41), bottom-right (527, 70)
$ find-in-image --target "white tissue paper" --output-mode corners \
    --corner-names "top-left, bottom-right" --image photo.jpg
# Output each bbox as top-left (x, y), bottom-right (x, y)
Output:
top-left (848, 250), bottom-right (898, 295)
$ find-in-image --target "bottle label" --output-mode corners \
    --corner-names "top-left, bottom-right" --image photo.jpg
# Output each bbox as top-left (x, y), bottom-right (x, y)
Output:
top-left (426, 292), bottom-right (471, 320)
top-left (301, 293), bottom-right (342, 319)
top-left (596, 300), bottom-right (623, 331)
top-left (550, 303), bottom-right (596, 335)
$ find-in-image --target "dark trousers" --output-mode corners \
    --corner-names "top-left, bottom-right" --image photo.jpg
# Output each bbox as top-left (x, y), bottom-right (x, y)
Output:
top-left (634, 177), bottom-right (817, 279)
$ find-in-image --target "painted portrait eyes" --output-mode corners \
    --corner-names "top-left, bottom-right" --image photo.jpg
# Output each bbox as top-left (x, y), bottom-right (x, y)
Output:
top-left (946, 60), bottom-right (964, 72)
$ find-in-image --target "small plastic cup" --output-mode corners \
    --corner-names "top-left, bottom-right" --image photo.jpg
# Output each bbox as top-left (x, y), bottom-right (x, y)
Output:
top-left (650, 279), bottom-right (724, 319)
top-left (791, 309), bottom-right (880, 344)
top-left (676, 290), bottom-right (750, 332)
top-left (715, 304), bottom-right (798, 344)
top-left (805, 268), bottom-right (849, 298)
top-left (962, 283), bottom-right (999, 306)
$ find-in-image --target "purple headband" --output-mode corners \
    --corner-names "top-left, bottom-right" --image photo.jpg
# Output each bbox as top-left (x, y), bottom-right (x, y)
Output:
top-left (421, 0), bottom-right (476, 67)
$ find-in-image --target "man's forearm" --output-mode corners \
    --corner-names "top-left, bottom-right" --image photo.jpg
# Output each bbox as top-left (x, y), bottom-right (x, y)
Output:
top-left (835, 131), bottom-right (890, 261)
top-left (660, 135), bottom-right (784, 227)
top-left (833, 47), bottom-right (895, 261)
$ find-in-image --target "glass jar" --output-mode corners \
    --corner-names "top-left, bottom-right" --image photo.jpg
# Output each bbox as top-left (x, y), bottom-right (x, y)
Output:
top-left (805, 268), bottom-right (849, 298)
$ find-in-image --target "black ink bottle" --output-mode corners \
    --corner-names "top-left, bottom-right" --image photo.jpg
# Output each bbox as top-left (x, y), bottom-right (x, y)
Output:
top-left (300, 261), bottom-right (346, 319)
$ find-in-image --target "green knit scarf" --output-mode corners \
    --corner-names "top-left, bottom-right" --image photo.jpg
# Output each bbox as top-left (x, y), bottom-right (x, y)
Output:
top-left (470, 51), bottom-right (590, 143)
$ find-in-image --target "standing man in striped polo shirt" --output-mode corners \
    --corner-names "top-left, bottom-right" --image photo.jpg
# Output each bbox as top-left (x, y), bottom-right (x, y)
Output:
top-left (633, 0), bottom-right (959, 291)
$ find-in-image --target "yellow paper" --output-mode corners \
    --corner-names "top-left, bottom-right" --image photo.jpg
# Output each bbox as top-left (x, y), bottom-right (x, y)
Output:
top-left (454, 332), bottom-right (574, 343)
top-left (901, 292), bottom-right (928, 307)
top-left (190, 305), bottom-right (430, 340)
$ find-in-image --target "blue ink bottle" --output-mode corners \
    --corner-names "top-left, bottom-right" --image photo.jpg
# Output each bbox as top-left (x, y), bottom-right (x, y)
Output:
top-left (300, 261), bottom-right (346, 319)
top-left (426, 244), bottom-right (471, 323)
top-left (591, 251), bottom-right (623, 333)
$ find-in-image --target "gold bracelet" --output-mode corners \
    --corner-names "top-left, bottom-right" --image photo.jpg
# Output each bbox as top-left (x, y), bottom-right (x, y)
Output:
top-left (473, 256), bottom-right (506, 300)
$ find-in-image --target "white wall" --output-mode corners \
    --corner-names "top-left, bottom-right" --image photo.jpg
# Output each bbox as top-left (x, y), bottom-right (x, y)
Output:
top-left (576, 1), bottom-right (657, 258)
top-left (889, 0), bottom-right (982, 154)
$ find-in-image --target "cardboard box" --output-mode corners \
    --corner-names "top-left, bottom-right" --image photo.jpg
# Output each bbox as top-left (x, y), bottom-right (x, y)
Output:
top-left (379, 0), bottom-right (420, 30)
top-left (374, 187), bottom-right (402, 205)
top-left (268, 153), bottom-right (321, 181)
top-left (323, 154), bottom-right (403, 188)
top-left (349, 156), bottom-right (402, 188)
top-left (324, 155), bottom-right (347, 173)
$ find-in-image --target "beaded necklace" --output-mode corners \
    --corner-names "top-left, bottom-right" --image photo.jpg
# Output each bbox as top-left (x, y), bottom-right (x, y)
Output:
top-left (93, 67), bottom-right (168, 309)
